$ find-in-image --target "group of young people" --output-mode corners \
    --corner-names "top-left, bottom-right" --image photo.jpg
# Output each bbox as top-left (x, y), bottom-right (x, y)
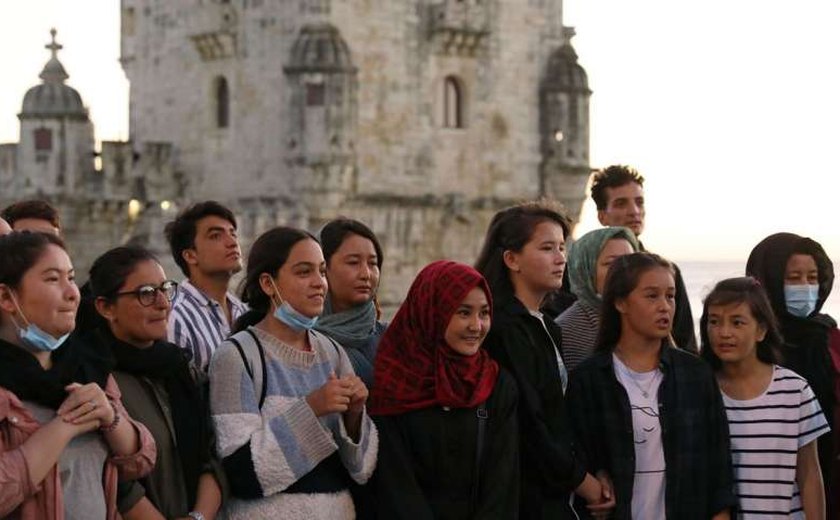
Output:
top-left (0, 164), bottom-right (837, 519)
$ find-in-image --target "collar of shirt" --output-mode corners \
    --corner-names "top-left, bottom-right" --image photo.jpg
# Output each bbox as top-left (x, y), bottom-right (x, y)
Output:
top-left (589, 343), bottom-right (677, 373)
top-left (180, 279), bottom-right (245, 314)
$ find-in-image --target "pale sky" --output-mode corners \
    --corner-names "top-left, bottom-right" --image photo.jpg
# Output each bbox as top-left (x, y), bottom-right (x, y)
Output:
top-left (1, 0), bottom-right (838, 262)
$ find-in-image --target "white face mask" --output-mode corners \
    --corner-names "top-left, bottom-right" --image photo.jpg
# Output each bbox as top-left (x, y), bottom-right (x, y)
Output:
top-left (784, 284), bottom-right (819, 318)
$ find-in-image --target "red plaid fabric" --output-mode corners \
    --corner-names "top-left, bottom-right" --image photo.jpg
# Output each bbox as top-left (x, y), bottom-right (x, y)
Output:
top-left (370, 260), bottom-right (499, 415)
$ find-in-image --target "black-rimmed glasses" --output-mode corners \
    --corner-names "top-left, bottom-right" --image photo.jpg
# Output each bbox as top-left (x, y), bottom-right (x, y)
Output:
top-left (114, 280), bottom-right (178, 307)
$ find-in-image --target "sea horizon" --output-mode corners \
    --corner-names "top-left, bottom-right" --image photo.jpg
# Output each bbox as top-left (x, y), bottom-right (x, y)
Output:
top-left (679, 259), bottom-right (840, 337)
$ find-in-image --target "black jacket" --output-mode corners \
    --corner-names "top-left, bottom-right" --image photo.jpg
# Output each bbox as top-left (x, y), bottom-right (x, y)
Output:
top-left (373, 370), bottom-right (519, 519)
top-left (566, 346), bottom-right (735, 520)
top-left (483, 297), bottom-right (586, 520)
top-left (746, 232), bottom-right (838, 516)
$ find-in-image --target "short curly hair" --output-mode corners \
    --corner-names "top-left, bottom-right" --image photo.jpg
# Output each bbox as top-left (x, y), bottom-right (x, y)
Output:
top-left (590, 165), bottom-right (645, 211)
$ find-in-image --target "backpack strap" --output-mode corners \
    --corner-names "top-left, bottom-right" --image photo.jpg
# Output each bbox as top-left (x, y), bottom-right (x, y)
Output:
top-left (228, 329), bottom-right (268, 409)
top-left (323, 335), bottom-right (344, 366)
top-left (470, 401), bottom-right (489, 515)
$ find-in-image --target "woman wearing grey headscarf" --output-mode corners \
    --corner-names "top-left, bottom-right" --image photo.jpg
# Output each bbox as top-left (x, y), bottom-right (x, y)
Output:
top-left (555, 227), bottom-right (639, 371)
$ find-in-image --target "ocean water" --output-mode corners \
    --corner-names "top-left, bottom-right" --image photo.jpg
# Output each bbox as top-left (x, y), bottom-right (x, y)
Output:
top-left (679, 260), bottom-right (840, 337)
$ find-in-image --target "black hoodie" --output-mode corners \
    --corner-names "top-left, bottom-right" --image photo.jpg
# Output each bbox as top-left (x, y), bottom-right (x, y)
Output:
top-left (746, 232), bottom-right (837, 515)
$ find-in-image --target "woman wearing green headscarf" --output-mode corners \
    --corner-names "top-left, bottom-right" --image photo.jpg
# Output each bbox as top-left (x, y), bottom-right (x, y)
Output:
top-left (555, 227), bottom-right (639, 371)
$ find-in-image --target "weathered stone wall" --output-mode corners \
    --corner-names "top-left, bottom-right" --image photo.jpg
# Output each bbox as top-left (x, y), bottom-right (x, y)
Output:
top-left (2, 0), bottom-right (590, 312)
top-left (113, 0), bottom-right (590, 303)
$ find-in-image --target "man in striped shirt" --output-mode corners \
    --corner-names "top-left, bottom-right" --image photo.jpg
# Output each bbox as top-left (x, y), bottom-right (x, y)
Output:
top-left (165, 201), bottom-right (247, 371)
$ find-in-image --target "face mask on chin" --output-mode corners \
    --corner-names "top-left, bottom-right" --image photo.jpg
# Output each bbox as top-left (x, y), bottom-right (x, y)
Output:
top-left (274, 300), bottom-right (319, 332)
top-left (267, 278), bottom-right (319, 332)
top-left (6, 291), bottom-right (70, 352)
top-left (783, 284), bottom-right (819, 318)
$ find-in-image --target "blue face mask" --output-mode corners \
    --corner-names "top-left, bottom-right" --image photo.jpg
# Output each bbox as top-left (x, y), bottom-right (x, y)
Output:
top-left (7, 292), bottom-right (70, 352)
top-left (274, 300), bottom-right (319, 332)
top-left (267, 278), bottom-right (319, 332)
top-left (784, 284), bottom-right (819, 318)
top-left (19, 323), bottom-right (70, 352)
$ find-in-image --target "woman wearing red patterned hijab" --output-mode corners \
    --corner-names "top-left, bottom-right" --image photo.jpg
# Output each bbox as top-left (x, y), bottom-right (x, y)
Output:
top-left (371, 260), bottom-right (519, 518)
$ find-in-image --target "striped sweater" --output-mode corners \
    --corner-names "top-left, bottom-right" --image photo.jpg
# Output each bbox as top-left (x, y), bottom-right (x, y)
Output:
top-left (555, 299), bottom-right (600, 372)
top-left (209, 326), bottom-right (378, 519)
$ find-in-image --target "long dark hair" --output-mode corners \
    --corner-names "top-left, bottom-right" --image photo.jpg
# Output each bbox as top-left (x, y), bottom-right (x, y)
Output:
top-left (0, 232), bottom-right (67, 328)
top-left (320, 218), bottom-right (383, 269)
top-left (0, 231), bottom-right (66, 289)
top-left (320, 218), bottom-right (384, 318)
top-left (234, 226), bottom-right (317, 331)
top-left (475, 201), bottom-right (570, 305)
top-left (699, 277), bottom-right (781, 370)
top-left (596, 252), bottom-right (675, 351)
top-left (77, 246), bottom-right (160, 334)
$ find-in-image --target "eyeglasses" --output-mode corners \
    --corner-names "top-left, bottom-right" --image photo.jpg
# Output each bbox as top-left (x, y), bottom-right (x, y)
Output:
top-left (114, 280), bottom-right (179, 307)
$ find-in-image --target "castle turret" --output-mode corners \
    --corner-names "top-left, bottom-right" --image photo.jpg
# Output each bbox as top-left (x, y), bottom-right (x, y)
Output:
top-left (17, 29), bottom-right (95, 196)
top-left (283, 22), bottom-right (358, 213)
top-left (540, 28), bottom-right (592, 222)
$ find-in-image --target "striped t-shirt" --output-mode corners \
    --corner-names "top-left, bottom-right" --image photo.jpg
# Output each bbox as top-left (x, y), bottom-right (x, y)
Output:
top-left (722, 365), bottom-right (830, 519)
top-left (168, 279), bottom-right (248, 372)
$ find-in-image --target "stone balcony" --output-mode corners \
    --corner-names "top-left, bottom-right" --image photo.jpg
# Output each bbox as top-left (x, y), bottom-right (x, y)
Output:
top-left (428, 0), bottom-right (490, 56)
top-left (188, 3), bottom-right (238, 61)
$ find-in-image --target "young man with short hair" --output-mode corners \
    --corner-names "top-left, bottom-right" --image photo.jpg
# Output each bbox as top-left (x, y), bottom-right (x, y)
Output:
top-left (591, 165), bottom-right (697, 352)
top-left (165, 201), bottom-right (247, 371)
top-left (1, 199), bottom-right (61, 235)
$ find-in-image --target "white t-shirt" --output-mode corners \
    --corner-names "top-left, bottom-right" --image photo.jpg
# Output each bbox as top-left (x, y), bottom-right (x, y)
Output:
top-left (613, 354), bottom-right (666, 520)
top-left (722, 365), bottom-right (830, 519)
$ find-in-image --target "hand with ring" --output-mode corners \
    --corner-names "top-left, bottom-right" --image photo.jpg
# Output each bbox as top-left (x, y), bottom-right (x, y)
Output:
top-left (57, 382), bottom-right (115, 429)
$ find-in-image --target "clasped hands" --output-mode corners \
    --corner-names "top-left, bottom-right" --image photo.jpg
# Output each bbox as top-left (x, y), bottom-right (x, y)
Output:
top-left (56, 382), bottom-right (115, 433)
top-left (306, 372), bottom-right (368, 418)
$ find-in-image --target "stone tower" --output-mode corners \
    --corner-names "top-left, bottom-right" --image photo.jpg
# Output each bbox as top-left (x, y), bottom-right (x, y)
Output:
top-left (117, 0), bottom-right (592, 303)
top-left (16, 29), bottom-right (95, 197)
top-left (540, 27), bottom-right (592, 217)
top-left (0, 30), bottom-right (183, 279)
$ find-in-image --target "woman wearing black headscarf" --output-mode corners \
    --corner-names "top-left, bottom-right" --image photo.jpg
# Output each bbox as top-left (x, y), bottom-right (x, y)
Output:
top-left (746, 232), bottom-right (839, 517)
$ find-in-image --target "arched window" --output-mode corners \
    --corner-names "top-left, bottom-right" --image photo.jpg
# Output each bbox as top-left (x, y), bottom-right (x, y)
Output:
top-left (443, 76), bottom-right (464, 129)
top-left (215, 76), bottom-right (229, 128)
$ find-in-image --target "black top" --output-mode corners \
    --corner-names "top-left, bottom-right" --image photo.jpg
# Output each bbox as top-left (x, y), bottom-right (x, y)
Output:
top-left (566, 347), bottom-right (735, 520)
top-left (482, 297), bottom-right (586, 520)
top-left (745, 232), bottom-right (838, 516)
top-left (668, 262), bottom-right (697, 353)
top-left (745, 232), bottom-right (837, 424)
top-left (373, 369), bottom-right (519, 519)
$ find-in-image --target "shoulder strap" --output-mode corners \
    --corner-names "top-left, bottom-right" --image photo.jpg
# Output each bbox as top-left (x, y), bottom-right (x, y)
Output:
top-left (245, 329), bottom-right (268, 408)
top-left (228, 330), bottom-right (268, 409)
top-left (324, 335), bottom-right (343, 357)
top-left (228, 336), bottom-right (251, 379)
top-left (471, 401), bottom-right (489, 515)
top-left (317, 333), bottom-right (344, 372)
